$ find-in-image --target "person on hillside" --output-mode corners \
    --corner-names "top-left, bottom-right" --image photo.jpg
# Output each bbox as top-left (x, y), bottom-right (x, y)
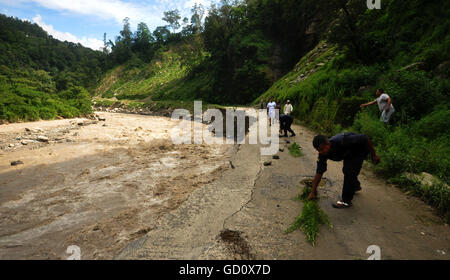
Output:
top-left (360, 89), bottom-right (395, 123)
top-left (308, 133), bottom-right (380, 208)
top-left (267, 97), bottom-right (277, 126)
top-left (279, 114), bottom-right (296, 137)
top-left (284, 100), bottom-right (293, 116)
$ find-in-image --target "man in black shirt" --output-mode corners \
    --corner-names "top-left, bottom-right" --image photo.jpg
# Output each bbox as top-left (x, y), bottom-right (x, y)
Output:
top-left (308, 133), bottom-right (380, 208)
top-left (279, 114), bottom-right (296, 137)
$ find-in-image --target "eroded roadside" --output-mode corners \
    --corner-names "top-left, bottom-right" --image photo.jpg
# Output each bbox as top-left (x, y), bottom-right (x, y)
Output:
top-left (116, 142), bottom-right (262, 259)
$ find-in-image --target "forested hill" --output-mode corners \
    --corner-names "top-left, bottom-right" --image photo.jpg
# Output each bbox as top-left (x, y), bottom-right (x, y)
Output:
top-left (93, 0), bottom-right (334, 107)
top-left (0, 14), bottom-right (106, 122)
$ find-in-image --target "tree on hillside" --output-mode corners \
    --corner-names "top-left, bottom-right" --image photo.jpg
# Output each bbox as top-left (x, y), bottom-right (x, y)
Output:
top-left (153, 26), bottom-right (171, 46)
top-left (191, 3), bottom-right (205, 34)
top-left (162, 10), bottom-right (181, 33)
top-left (326, 0), bottom-right (374, 63)
top-left (102, 32), bottom-right (110, 54)
top-left (119, 17), bottom-right (133, 47)
top-left (111, 18), bottom-right (134, 63)
top-left (134, 22), bottom-right (155, 61)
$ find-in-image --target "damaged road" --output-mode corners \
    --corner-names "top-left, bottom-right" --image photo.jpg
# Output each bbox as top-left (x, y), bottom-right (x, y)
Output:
top-left (1, 111), bottom-right (449, 260)
top-left (118, 122), bottom-right (450, 260)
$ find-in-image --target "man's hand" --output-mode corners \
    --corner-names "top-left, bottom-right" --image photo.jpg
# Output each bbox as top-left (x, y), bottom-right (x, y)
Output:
top-left (360, 104), bottom-right (365, 108)
top-left (308, 192), bottom-right (317, 200)
top-left (372, 154), bottom-right (380, 165)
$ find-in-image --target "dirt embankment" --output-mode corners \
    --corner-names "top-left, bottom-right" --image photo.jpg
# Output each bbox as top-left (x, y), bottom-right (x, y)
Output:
top-left (0, 112), bottom-right (231, 259)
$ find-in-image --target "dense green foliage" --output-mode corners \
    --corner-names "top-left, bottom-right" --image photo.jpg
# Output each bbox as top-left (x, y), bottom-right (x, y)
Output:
top-left (199, 0), bottom-right (334, 104)
top-left (0, 67), bottom-right (92, 121)
top-left (0, 14), bottom-right (106, 122)
top-left (98, 0), bottom-right (336, 105)
top-left (96, 35), bottom-right (207, 101)
top-left (258, 0), bottom-right (449, 218)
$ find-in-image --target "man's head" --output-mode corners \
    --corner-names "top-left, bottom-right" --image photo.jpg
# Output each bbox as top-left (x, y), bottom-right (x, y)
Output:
top-left (270, 97), bottom-right (274, 102)
top-left (313, 135), bottom-right (331, 155)
top-left (376, 89), bottom-right (384, 96)
top-left (287, 100), bottom-right (290, 104)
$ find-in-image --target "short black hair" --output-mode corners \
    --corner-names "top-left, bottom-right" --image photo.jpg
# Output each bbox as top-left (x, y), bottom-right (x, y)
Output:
top-left (313, 135), bottom-right (328, 149)
top-left (377, 88), bottom-right (384, 93)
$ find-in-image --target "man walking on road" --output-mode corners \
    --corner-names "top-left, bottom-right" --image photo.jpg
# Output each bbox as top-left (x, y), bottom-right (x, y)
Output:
top-left (267, 97), bottom-right (277, 126)
top-left (308, 132), bottom-right (380, 208)
top-left (360, 89), bottom-right (395, 123)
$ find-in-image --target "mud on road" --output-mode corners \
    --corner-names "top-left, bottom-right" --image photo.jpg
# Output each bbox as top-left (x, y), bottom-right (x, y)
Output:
top-left (0, 112), bottom-right (231, 259)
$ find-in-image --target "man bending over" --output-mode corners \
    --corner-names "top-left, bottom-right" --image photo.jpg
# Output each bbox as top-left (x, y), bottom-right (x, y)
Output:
top-left (308, 133), bottom-right (380, 208)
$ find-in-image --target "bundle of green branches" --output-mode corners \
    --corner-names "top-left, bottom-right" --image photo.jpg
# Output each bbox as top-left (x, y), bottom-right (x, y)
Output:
top-left (285, 184), bottom-right (332, 246)
top-left (289, 142), bottom-right (304, 157)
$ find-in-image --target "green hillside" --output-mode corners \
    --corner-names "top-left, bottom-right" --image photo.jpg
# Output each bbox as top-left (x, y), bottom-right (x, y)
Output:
top-left (0, 14), bottom-right (106, 122)
top-left (258, 0), bottom-right (450, 219)
top-left (94, 35), bottom-right (209, 102)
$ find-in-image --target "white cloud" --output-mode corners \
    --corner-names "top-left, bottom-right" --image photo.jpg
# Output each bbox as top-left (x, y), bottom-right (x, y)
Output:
top-left (21, 0), bottom-right (215, 28)
top-left (3, 0), bottom-right (218, 49)
top-left (33, 14), bottom-right (104, 50)
top-left (29, 0), bottom-right (169, 27)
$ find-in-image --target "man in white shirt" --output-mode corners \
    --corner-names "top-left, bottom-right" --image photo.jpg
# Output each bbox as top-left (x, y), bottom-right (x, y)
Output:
top-left (267, 97), bottom-right (277, 125)
top-left (360, 89), bottom-right (395, 123)
top-left (284, 100), bottom-right (293, 116)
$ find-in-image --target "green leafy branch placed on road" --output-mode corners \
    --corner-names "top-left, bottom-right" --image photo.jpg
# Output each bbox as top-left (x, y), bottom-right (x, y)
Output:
top-left (285, 181), bottom-right (332, 246)
top-left (289, 142), bottom-right (304, 157)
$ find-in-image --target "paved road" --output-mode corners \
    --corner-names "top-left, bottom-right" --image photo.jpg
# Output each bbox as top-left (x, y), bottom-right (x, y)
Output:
top-left (117, 123), bottom-right (450, 260)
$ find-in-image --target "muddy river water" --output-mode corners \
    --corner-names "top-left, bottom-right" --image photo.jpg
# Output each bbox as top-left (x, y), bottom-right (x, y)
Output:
top-left (0, 112), bottom-right (231, 259)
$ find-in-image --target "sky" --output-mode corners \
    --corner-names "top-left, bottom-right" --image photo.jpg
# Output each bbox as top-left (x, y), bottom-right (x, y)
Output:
top-left (0, 0), bottom-right (215, 51)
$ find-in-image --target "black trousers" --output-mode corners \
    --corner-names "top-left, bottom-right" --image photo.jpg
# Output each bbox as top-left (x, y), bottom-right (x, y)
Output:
top-left (342, 156), bottom-right (365, 203)
top-left (280, 117), bottom-right (294, 136)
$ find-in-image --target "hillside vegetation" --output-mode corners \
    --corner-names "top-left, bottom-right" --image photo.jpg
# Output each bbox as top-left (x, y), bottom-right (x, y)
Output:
top-left (0, 14), bottom-right (106, 122)
top-left (95, 35), bottom-right (207, 102)
top-left (258, 0), bottom-right (449, 219)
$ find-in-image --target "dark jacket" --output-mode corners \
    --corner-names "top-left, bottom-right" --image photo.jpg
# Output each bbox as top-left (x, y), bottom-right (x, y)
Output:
top-left (316, 132), bottom-right (370, 174)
